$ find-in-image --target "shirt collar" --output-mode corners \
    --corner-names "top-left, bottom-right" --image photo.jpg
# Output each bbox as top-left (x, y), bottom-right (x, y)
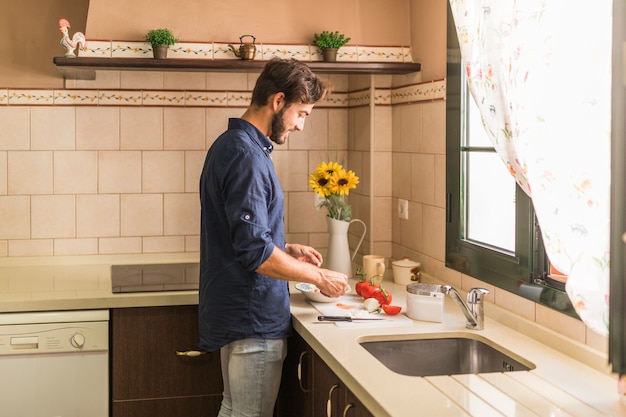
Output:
top-left (228, 118), bottom-right (274, 156)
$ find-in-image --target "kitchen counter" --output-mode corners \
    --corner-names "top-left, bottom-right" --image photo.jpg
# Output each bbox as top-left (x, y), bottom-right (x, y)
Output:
top-left (0, 255), bottom-right (623, 416)
top-left (290, 280), bottom-right (625, 417)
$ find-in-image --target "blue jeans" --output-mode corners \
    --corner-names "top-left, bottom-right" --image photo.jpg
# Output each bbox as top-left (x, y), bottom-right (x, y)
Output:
top-left (217, 338), bottom-right (287, 417)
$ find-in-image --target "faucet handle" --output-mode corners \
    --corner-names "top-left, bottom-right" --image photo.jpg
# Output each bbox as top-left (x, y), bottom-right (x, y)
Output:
top-left (467, 287), bottom-right (490, 304)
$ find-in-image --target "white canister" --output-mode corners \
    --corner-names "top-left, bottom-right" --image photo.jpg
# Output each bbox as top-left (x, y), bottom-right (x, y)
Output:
top-left (406, 283), bottom-right (444, 322)
top-left (391, 257), bottom-right (421, 285)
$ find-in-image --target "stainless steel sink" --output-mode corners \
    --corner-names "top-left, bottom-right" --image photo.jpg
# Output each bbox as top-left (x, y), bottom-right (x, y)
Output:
top-left (359, 335), bottom-right (534, 377)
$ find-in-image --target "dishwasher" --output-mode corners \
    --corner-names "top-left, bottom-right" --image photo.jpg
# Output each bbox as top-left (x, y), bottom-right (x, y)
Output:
top-left (0, 309), bottom-right (109, 417)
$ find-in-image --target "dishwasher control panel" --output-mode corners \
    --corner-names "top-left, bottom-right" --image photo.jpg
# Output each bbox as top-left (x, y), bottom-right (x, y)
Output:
top-left (0, 311), bottom-right (109, 355)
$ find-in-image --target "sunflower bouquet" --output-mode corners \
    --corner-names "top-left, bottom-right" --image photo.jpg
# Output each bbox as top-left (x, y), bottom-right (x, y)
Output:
top-left (308, 161), bottom-right (359, 221)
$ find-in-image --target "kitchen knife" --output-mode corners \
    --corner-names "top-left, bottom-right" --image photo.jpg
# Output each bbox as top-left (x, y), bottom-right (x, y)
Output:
top-left (317, 315), bottom-right (384, 322)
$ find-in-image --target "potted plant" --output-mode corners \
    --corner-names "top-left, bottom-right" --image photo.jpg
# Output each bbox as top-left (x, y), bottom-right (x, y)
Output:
top-left (145, 28), bottom-right (179, 59)
top-left (312, 30), bottom-right (351, 62)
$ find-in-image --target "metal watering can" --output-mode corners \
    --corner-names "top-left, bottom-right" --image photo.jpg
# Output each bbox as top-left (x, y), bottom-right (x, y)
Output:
top-left (228, 35), bottom-right (256, 60)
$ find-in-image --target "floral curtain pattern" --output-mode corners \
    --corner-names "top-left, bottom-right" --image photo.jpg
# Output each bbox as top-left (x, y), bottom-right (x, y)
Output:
top-left (448, 0), bottom-right (612, 335)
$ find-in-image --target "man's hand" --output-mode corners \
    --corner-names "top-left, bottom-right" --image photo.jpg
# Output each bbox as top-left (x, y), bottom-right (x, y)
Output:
top-left (285, 243), bottom-right (323, 267)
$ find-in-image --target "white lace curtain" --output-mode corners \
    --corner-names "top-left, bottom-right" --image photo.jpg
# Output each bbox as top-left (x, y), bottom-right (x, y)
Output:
top-left (448, 0), bottom-right (612, 335)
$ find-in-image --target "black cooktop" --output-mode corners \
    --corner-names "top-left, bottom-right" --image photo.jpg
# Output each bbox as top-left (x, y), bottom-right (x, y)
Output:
top-left (111, 263), bottom-right (199, 293)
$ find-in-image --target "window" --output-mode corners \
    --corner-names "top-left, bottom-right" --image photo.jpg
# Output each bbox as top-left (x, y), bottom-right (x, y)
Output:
top-left (445, 5), bottom-right (577, 317)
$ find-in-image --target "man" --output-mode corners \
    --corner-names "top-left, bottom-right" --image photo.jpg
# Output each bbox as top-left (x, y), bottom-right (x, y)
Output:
top-left (199, 58), bottom-right (350, 417)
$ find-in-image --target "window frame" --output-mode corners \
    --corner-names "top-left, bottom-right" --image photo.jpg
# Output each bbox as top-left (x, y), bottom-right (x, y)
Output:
top-left (445, 5), bottom-right (578, 318)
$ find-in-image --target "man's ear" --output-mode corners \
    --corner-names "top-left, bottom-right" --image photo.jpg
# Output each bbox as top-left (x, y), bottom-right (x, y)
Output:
top-left (270, 92), bottom-right (286, 111)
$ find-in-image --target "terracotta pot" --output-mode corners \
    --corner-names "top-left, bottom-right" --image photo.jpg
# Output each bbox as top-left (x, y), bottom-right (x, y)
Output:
top-left (152, 44), bottom-right (169, 59)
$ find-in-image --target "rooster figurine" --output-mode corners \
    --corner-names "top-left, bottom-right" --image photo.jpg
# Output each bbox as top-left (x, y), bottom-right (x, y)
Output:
top-left (59, 18), bottom-right (86, 58)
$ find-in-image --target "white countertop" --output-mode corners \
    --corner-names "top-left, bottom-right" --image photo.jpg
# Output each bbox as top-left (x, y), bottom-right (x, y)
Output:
top-left (0, 256), bottom-right (623, 416)
top-left (290, 279), bottom-right (625, 417)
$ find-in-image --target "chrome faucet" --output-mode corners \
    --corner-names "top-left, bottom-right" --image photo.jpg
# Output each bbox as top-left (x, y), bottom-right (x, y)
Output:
top-left (442, 286), bottom-right (490, 330)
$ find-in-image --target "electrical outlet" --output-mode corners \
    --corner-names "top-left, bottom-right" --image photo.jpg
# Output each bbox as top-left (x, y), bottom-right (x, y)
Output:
top-left (398, 199), bottom-right (409, 220)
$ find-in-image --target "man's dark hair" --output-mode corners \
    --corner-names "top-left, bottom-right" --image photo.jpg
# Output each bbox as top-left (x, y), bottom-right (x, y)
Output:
top-left (251, 58), bottom-right (331, 107)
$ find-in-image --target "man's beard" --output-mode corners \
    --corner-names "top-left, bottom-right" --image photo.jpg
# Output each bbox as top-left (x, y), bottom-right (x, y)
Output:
top-left (269, 107), bottom-right (287, 145)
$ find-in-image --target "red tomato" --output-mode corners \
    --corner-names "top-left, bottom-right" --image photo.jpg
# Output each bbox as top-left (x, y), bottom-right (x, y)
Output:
top-left (382, 304), bottom-right (401, 315)
top-left (372, 287), bottom-right (392, 305)
top-left (355, 280), bottom-right (369, 297)
top-left (360, 282), bottom-right (380, 299)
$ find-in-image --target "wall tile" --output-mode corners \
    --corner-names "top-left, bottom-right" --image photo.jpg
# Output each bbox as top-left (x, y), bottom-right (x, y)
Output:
top-left (411, 153), bottom-right (435, 205)
top-left (0, 107), bottom-right (30, 150)
top-left (164, 193), bottom-right (199, 236)
top-left (98, 237), bottom-right (141, 254)
top-left (0, 196), bottom-right (30, 239)
top-left (76, 194), bottom-right (120, 237)
top-left (76, 107), bottom-right (120, 150)
top-left (121, 194), bottom-right (163, 236)
top-left (422, 100), bottom-right (446, 154)
top-left (142, 151), bottom-right (185, 193)
top-left (98, 151), bottom-right (142, 193)
top-left (273, 150), bottom-right (308, 192)
top-left (288, 191), bottom-right (327, 233)
top-left (8, 151), bottom-right (53, 195)
top-left (536, 304), bottom-right (586, 343)
top-left (0, 152), bottom-right (6, 195)
top-left (121, 71), bottom-right (164, 89)
top-left (422, 204), bottom-right (445, 261)
top-left (9, 239), bottom-right (52, 257)
top-left (120, 107), bottom-right (163, 149)
top-left (54, 151), bottom-right (98, 194)
top-left (205, 72), bottom-right (249, 91)
top-left (185, 150), bottom-right (207, 193)
top-left (143, 236), bottom-right (185, 253)
top-left (164, 108), bottom-right (205, 150)
top-left (164, 72), bottom-right (206, 90)
top-left (31, 107), bottom-right (75, 150)
top-left (54, 238), bottom-right (99, 255)
top-left (31, 195), bottom-right (75, 238)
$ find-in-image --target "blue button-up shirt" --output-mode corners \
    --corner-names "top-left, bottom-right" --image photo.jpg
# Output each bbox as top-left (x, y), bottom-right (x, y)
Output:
top-left (198, 118), bottom-right (290, 352)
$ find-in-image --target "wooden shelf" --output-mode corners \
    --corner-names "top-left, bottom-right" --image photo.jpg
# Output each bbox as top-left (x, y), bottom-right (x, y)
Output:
top-left (53, 57), bottom-right (421, 80)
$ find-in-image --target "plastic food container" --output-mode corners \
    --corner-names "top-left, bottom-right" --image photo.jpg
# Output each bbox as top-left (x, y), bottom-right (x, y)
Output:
top-left (406, 283), bottom-right (444, 322)
top-left (391, 257), bottom-right (421, 285)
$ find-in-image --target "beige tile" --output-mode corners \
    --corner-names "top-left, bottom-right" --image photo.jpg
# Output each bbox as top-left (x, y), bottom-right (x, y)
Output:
top-left (273, 150), bottom-right (308, 192)
top-left (76, 107), bottom-right (120, 150)
top-left (54, 238), bottom-right (99, 255)
top-left (0, 152), bottom-right (6, 195)
top-left (422, 100), bottom-right (446, 154)
top-left (164, 193), bottom-right (199, 235)
top-left (30, 107), bottom-right (75, 150)
top-left (586, 328), bottom-right (608, 354)
top-left (205, 107), bottom-right (241, 147)
top-left (185, 235), bottom-right (200, 252)
top-left (9, 239), bottom-right (53, 257)
top-left (373, 106), bottom-right (392, 151)
top-left (164, 72), bottom-right (206, 90)
top-left (0, 196), bottom-right (30, 239)
top-left (164, 108), bottom-right (205, 150)
top-left (373, 196), bottom-right (392, 241)
top-left (98, 237), bottom-right (141, 254)
top-left (143, 91), bottom-right (186, 106)
top-left (0, 107), bottom-right (30, 150)
top-left (120, 71), bottom-right (164, 89)
top-left (142, 151), bottom-right (185, 193)
top-left (392, 200), bottom-right (421, 252)
top-left (493, 287), bottom-right (536, 321)
top-left (288, 110), bottom-right (328, 151)
top-left (411, 153), bottom-right (435, 205)
top-left (422, 204), bottom-right (445, 261)
top-left (205, 72), bottom-right (248, 90)
top-left (373, 151), bottom-right (392, 197)
top-left (351, 106), bottom-right (371, 152)
top-left (121, 194), bottom-right (163, 236)
top-left (31, 195), bottom-right (75, 238)
top-left (143, 236), bottom-right (185, 253)
top-left (0, 241), bottom-right (7, 257)
top-left (391, 152), bottom-right (411, 200)
top-left (54, 151), bottom-right (98, 194)
top-left (8, 151), bottom-right (53, 195)
top-left (328, 108), bottom-right (349, 150)
top-left (434, 154), bottom-right (446, 209)
top-left (536, 304), bottom-right (586, 344)
top-left (120, 107), bottom-right (163, 150)
top-left (392, 102), bottom-right (422, 153)
top-left (288, 191), bottom-right (327, 233)
top-left (76, 194), bottom-right (120, 237)
top-left (75, 70), bottom-right (120, 89)
top-left (185, 150), bottom-right (206, 192)
top-left (98, 151), bottom-right (142, 193)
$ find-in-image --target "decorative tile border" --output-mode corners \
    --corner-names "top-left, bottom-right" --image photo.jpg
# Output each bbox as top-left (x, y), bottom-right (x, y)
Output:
top-left (1, 81), bottom-right (444, 107)
top-left (78, 40), bottom-right (414, 63)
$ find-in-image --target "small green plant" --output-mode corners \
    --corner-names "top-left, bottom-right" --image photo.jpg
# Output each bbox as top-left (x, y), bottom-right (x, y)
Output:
top-left (145, 28), bottom-right (179, 46)
top-left (312, 31), bottom-right (351, 50)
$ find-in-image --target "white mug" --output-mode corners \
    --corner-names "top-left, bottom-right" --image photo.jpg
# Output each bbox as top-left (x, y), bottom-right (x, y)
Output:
top-left (363, 255), bottom-right (385, 282)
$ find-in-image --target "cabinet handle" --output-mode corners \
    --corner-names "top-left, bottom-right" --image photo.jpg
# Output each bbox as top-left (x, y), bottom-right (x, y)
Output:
top-left (297, 351), bottom-right (311, 393)
top-left (327, 384), bottom-right (339, 417)
top-left (342, 403), bottom-right (355, 417)
top-left (175, 349), bottom-right (207, 357)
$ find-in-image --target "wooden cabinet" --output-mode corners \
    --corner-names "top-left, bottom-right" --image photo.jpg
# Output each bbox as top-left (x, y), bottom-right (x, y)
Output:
top-left (111, 305), bottom-right (223, 417)
top-left (276, 331), bottom-right (373, 417)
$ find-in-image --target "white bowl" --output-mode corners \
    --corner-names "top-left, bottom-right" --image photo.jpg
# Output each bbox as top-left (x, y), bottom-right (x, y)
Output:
top-left (294, 282), bottom-right (351, 303)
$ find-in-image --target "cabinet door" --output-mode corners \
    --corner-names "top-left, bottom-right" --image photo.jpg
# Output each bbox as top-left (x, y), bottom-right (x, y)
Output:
top-left (111, 305), bottom-right (223, 417)
top-left (313, 352), bottom-right (345, 417)
top-left (275, 331), bottom-right (314, 417)
top-left (343, 390), bottom-right (375, 417)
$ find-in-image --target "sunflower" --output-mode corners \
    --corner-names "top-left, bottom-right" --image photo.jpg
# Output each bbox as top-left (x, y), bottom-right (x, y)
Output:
top-left (329, 169), bottom-right (359, 196)
top-left (308, 160), bottom-right (359, 221)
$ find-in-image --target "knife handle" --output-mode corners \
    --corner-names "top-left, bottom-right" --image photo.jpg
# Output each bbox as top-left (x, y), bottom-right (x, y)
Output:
top-left (318, 315), bottom-right (352, 322)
